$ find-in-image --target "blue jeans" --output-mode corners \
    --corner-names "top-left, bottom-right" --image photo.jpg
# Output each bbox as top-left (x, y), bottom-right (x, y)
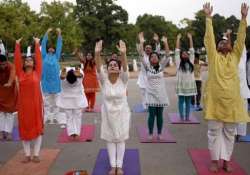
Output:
top-left (178, 96), bottom-right (192, 120)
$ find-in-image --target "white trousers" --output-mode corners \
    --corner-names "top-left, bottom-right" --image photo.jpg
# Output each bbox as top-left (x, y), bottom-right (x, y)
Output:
top-left (22, 135), bottom-right (42, 157)
top-left (65, 109), bottom-right (82, 136)
top-left (44, 94), bottom-right (60, 123)
top-left (107, 142), bottom-right (125, 168)
top-left (0, 112), bottom-right (15, 133)
top-left (140, 88), bottom-right (147, 109)
top-left (208, 120), bottom-right (236, 161)
top-left (236, 99), bottom-right (248, 136)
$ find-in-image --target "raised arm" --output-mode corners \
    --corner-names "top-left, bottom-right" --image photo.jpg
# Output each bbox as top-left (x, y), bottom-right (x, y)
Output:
top-left (41, 28), bottom-right (52, 59)
top-left (232, 3), bottom-right (248, 61)
top-left (175, 34), bottom-right (182, 66)
top-left (94, 40), bottom-right (103, 73)
top-left (187, 33), bottom-right (195, 63)
top-left (34, 37), bottom-right (42, 78)
top-left (153, 33), bottom-right (161, 53)
top-left (117, 40), bottom-right (128, 72)
top-left (3, 63), bottom-right (16, 87)
top-left (160, 36), bottom-right (171, 67)
top-left (56, 28), bottom-right (63, 60)
top-left (75, 49), bottom-right (86, 64)
top-left (203, 3), bottom-right (216, 62)
top-left (14, 38), bottom-right (23, 77)
top-left (137, 32), bottom-right (145, 56)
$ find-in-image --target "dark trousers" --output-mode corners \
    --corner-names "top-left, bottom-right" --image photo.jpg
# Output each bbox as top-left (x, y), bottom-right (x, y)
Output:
top-left (191, 80), bottom-right (202, 106)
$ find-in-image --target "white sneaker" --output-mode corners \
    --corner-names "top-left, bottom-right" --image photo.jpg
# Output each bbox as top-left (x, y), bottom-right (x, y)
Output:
top-left (60, 124), bottom-right (66, 129)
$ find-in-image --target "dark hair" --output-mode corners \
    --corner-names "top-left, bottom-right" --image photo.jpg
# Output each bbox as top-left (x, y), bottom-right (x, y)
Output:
top-left (0, 54), bottom-right (7, 62)
top-left (66, 69), bottom-right (77, 84)
top-left (179, 50), bottom-right (194, 73)
top-left (195, 52), bottom-right (200, 59)
top-left (84, 52), bottom-right (95, 70)
top-left (23, 56), bottom-right (36, 71)
top-left (106, 58), bottom-right (121, 70)
top-left (149, 52), bottom-right (161, 71)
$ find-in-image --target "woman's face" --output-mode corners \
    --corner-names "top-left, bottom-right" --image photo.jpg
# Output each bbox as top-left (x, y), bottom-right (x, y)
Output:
top-left (150, 53), bottom-right (159, 65)
top-left (86, 53), bottom-right (93, 60)
top-left (181, 51), bottom-right (189, 61)
top-left (107, 60), bottom-right (120, 74)
top-left (24, 57), bottom-right (34, 68)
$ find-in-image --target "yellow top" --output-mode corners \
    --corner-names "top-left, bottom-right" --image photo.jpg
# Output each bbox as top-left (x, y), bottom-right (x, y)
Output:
top-left (203, 17), bottom-right (250, 123)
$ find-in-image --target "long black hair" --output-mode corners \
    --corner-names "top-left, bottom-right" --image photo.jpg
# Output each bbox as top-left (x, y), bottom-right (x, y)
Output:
top-left (179, 50), bottom-right (194, 73)
top-left (66, 69), bottom-right (77, 84)
top-left (83, 52), bottom-right (95, 70)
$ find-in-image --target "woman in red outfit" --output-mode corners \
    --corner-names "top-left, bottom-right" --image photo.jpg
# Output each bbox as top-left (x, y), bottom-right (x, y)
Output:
top-left (14, 37), bottom-right (43, 163)
top-left (77, 51), bottom-right (99, 112)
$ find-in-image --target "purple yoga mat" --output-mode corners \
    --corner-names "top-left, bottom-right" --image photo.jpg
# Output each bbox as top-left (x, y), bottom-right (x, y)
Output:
top-left (169, 113), bottom-right (200, 124)
top-left (92, 149), bottom-right (141, 175)
top-left (137, 125), bottom-right (176, 143)
top-left (132, 104), bottom-right (147, 113)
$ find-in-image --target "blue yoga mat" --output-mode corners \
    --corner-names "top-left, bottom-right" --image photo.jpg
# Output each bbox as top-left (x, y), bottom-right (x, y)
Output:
top-left (92, 149), bottom-right (141, 175)
top-left (238, 135), bottom-right (250, 142)
top-left (132, 104), bottom-right (147, 113)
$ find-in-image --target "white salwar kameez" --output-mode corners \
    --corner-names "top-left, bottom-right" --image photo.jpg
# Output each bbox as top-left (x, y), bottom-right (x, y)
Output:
top-left (0, 112), bottom-right (15, 133)
top-left (237, 47), bottom-right (250, 136)
top-left (137, 53), bottom-right (149, 109)
top-left (99, 67), bottom-right (130, 168)
top-left (208, 121), bottom-right (237, 161)
top-left (56, 75), bottom-right (87, 136)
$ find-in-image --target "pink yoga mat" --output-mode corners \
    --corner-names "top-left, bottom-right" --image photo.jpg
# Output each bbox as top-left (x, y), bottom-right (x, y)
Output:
top-left (137, 125), bottom-right (176, 143)
top-left (57, 124), bottom-right (95, 143)
top-left (169, 113), bottom-right (200, 124)
top-left (188, 149), bottom-right (247, 175)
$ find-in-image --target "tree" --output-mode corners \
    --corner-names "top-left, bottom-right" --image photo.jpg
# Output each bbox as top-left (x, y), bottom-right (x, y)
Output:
top-left (136, 14), bottom-right (178, 50)
top-left (75, 0), bottom-right (128, 52)
top-left (0, 0), bottom-right (40, 52)
top-left (39, 1), bottom-right (83, 53)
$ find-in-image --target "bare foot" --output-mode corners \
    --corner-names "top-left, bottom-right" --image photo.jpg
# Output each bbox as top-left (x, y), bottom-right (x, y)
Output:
top-left (147, 135), bottom-right (153, 140)
top-left (157, 134), bottom-right (163, 140)
top-left (32, 156), bottom-right (40, 163)
top-left (0, 132), bottom-right (4, 140)
top-left (108, 167), bottom-right (116, 175)
top-left (223, 160), bottom-right (233, 173)
top-left (209, 160), bottom-right (219, 173)
top-left (117, 168), bottom-right (124, 175)
top-left (5, 133), bottom-right (12, 141)
top-left (21, 156), bottom-right (31, 163)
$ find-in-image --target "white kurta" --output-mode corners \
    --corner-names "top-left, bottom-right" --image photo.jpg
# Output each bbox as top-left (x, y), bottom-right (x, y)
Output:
top-left (237, 47), bottom-right (250, 136)
top-left (137, 53), bottom-right (149, 89)
top-left (99, 67), bottom-right (131, 142)
top-left (56, 78), bottom-right (88, 109)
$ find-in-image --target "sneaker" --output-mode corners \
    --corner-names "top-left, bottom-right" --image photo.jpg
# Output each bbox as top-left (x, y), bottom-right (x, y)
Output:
top-left (53, 118), bottom-right (58, 124)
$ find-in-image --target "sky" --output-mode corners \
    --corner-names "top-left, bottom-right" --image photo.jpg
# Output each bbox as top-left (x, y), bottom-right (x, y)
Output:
top-left (24, 0), bottom-right (250, 25)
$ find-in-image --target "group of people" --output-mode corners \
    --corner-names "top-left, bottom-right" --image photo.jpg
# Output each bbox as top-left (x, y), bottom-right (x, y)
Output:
top-left (0, 2), bottom-right (250, 175)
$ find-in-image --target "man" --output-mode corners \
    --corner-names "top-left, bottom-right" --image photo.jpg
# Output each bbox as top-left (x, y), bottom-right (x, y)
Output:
top-left (41, 28), bottom-right (64, 126)
top-left (0, 54), bottom-right (17, 140)
top-left (203, 2), bottom-right (250, 173)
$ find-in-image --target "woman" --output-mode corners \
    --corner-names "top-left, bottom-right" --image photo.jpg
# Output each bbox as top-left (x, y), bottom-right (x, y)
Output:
top-left (175, 33), bottom-right (197, 121)
top-left (14, 37), bottom-right (43, 163)
top-left (95, 40), bottom-right (130, 175)
top-left (203, 3), bottom-right (250, 172)
top-left (138, 32), bottom-right (170, 140)
top-left (56, 68), bottom-right (88, 140)
top-left (77, 51), bottom-right (99, 112)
